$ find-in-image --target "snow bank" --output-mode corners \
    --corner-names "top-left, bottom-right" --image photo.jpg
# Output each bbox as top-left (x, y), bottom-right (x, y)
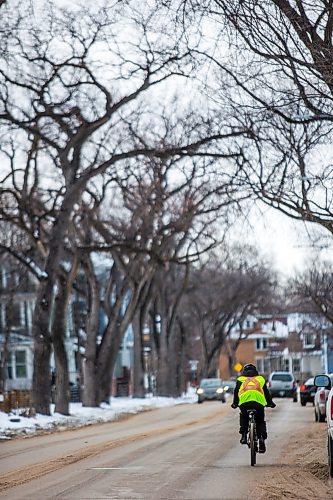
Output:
top-left (0, 390), bottom-right (198, 439)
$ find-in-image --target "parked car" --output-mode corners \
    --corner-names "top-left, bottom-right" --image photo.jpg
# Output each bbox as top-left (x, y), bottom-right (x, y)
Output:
top-left (314, 374), bottom-right (333, 477)
top-left (299, 377), bottom-right (317, 406)
top-left (314, 374), bottom-right (333, 422)
top-left (267, 371), bottom-right (297, 401)
top-left (196, 378), bottom-right (226, 404)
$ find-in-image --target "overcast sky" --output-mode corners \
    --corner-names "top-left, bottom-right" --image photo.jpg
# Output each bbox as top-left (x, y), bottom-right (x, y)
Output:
top-left (244, 206), bottom-right (333, 277)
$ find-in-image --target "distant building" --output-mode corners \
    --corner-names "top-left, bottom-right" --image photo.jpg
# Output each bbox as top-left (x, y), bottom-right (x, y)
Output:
top-left (219, 313), bottom-right (331, 381)
top-left (0, 261), bottom-right (37, 391)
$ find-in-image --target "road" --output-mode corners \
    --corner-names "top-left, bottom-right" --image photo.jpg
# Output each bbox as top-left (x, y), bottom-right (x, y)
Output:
top-left (0, 399), bottom-right (331, 499)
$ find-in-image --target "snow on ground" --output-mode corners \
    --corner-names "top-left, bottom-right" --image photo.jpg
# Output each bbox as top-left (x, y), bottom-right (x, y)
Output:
top-left (0, 389), bottom-right (198, 440)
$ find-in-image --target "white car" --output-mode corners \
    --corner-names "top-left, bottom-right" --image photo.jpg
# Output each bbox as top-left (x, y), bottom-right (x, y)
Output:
top-left (267, 371), bottom-right (297, 401)
top-left (314, 374), bottom-right (333, 422)
top-left (314, 374), bottom-right (333, 477)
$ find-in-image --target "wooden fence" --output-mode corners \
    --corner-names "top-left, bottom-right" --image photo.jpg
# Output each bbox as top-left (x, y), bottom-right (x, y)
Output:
top-left (0, 390), bottom-right (35, 416)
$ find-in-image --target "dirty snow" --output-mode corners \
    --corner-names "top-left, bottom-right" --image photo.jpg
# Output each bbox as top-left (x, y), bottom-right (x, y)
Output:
top-left (0, 389), bottom-right (198, 439)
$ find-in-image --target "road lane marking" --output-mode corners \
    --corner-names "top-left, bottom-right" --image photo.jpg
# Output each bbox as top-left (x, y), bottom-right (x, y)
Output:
top-left (90, 467), bottom-right (131, 470)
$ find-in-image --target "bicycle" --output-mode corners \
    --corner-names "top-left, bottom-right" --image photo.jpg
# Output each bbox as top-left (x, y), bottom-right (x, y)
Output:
top-left (247, 409), bottom-right (258, 466)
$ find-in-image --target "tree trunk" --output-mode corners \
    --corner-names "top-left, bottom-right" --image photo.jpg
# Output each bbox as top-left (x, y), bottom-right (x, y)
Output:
top-left (32, 191), bottom-right (82, 414)
top-left (132, 312), bottom-right (145, 398)
top-left (168, 329), bottom-right (182, 397)
top-left (82, 357), bottom-right (99, 407)
top-left (0, 327), bottom-right (10, 392)
top-left (98, 325), bottom-right (124, 403)
top-left (31, 281), bottom-right (53, 415)
top-left (52, 306), bottom-right (70, 414)
top-left (82, 256), bottom-right (100, 407)
top-left (53, 337), bottom-right (70, 415)
top-left (156, 318), bottom-right (170, 396)
top-left (52, 276), bottom-right (73, 415)
top-left (96, 277), bottom-right (149, 403)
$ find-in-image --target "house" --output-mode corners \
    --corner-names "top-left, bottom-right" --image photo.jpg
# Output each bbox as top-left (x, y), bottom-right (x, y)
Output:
top-left (219, 313), bottom-right (330, 381)
top-left (0, 258), bottom-right (135, 397)
top-left (0, 262), bottom-right (37, 391)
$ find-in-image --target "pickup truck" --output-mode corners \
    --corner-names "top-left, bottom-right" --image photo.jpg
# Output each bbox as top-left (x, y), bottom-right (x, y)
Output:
top-left (314, 374), bottom-right (333, 477)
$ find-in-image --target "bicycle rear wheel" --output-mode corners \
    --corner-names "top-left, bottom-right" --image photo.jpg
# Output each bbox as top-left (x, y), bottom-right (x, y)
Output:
top-left (249, 421), bottom-right (256, 466)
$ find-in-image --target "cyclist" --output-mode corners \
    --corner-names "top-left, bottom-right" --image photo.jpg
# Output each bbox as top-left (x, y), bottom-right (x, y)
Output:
top-left (231, 363), bottom-right (276, 453)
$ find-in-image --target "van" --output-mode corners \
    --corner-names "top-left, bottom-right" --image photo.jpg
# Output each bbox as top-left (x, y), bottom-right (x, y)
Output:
top-left (267, 371), bottom-right (297, 401)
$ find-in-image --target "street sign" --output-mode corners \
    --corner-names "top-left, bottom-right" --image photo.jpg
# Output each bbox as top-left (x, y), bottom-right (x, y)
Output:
top-left (189, 360), bottom-right (199, 370)
top-left (234, 362), bottom-right (243, 372)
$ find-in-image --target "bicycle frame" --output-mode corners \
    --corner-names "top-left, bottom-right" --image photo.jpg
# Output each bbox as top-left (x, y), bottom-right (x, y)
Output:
top-left (247, 410), bottom-right (258, 466)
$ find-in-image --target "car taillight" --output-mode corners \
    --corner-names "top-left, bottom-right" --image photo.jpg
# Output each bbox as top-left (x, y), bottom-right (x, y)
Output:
top-left (300, 384), bottom-right (305, 391)
top-left (319, 392), bottom-right (326, 401)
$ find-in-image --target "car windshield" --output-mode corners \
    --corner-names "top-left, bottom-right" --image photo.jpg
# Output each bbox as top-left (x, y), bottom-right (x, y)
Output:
top-left (304, 378), bottom-right (314, 385)
top-left (200, 379), bottom-right (221, 388)
top-left (271, 374), bottom-right (293, 382)
top-left (223, 380), bottom-right (236, 387)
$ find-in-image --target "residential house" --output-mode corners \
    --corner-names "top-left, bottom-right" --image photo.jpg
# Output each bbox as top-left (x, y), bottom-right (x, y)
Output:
top-left (0, 257), bottom-right (135, 397)
top-left (219, 312), bottom-right (330, 382)
top-left (0, 263), bottom-right (36, 391)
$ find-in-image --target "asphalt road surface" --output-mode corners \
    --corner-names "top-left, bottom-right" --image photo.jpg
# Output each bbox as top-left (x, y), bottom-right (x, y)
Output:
top-left (0, 398), bottom-right (331, 499)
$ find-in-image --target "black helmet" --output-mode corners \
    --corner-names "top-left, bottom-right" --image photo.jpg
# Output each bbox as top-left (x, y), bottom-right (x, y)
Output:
top-left (242, 363), bottom-right (258, 376)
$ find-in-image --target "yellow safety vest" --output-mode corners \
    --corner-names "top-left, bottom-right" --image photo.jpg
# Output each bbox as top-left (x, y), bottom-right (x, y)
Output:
top-left (237, 375), bottom-right (267, 406)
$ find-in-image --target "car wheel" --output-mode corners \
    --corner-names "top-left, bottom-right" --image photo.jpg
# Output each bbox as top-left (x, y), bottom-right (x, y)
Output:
top-left (328, 434), bottom-right (333, 478)
top-left (293, 395), bottom-right (297, 403)
top-left (197, 399), bottom-right (203, 404)
top-left (300, 400), bottom-right (306, 407)
top-left (314, 408), bottom-right (318, 422)
top-left (318, 412), bottom-right (326, 423)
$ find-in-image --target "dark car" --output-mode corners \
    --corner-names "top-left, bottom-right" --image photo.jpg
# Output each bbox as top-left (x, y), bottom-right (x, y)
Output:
top-left (196, 378), bottom-right (226, 404)
top-left (299, 377), bottom-right (317, 406)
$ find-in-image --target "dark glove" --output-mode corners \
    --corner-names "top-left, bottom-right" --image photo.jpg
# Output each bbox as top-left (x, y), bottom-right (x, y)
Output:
top-left (231, 403), bottom-right (237, 409)
top-left (268, 402), bottom-right (276, 408)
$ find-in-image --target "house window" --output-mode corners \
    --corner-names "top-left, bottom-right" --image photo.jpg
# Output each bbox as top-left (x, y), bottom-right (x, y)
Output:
top-left (303, 332), bottom-right (314, 348)
top-left (256, 358), bottom-right (264, 372)
top-left (256, 338), bottom-right (268, 350)
top-left (7, 354), bottom-right (13, 379)
top-left (15, 350), bottom-right (27, 378)
top-left (292, 358), bottom-right (300, 373)
top-left (5, 301), bottom-right (22, 328)
top-left (263, 358), bottom-right (270, 373)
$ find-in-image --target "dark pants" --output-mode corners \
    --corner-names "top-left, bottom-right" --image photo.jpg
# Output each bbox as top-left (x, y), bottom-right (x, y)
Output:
top-left (239, 401), bottom-right (267, 440)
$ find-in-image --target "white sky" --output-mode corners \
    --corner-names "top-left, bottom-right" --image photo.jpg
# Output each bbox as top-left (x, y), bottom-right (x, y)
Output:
top-left (231, 204), bottom-right (333, 278)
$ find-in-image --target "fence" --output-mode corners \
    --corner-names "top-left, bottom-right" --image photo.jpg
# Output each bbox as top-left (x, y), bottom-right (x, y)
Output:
top-left (1, 386), bottom-right (81, 415)
top-left (0, 390), bottom-right (34, 416)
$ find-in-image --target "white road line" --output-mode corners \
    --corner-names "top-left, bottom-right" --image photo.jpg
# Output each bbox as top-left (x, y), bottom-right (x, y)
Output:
top-left (89, 467), bottom-right (131, 470)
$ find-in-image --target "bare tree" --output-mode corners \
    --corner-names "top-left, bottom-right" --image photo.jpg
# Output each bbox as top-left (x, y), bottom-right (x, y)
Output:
top-left (76, 153), bottom-right (237, 402)
top-left (180, 246), bottom-right (276, 377)
top-left (292, 263), bottom-right (333, 325)
top-left (162, 1), bottom-right (333, 236)
top-left (0, 1), bottom-right (249, 413)
top-left (211, 0), bottom-right (333, 234)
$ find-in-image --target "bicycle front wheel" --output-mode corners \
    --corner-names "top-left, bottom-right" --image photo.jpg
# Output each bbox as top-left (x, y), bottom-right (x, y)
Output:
top-left (249, 422), bottom-right (256, 466)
